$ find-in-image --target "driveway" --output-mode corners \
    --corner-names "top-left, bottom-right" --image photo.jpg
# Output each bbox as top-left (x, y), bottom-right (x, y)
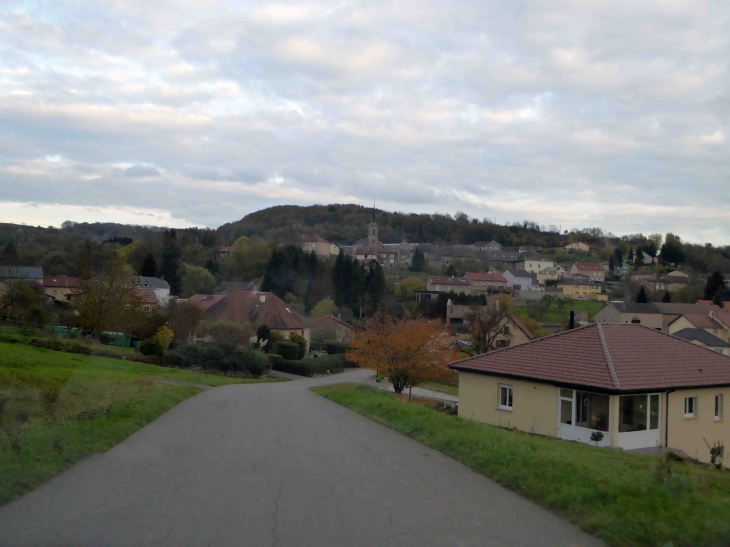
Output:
top-left (0, 370), bottom-right (602, 546)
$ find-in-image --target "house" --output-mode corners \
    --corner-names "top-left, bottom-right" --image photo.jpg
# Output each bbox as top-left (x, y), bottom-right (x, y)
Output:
top-left (450, 323), bottom-right (730, 464)
top-left (214, 281), bottom-right (256, 294)
top-left (212, 246), bottom-right (232, 257)
top-left (565, 242), bottom-right (589, 252)
top-left (634, 251), bottom-right (658, 265)
top-left (426, 276), bottom-right (471, 294)
top-left (594, 301), bottom-right (722, 332)
top-left (298, 233), bottom-right (340, 257)
top-left (483, 251), bottom-right (525, 270)
top-left (43, 275), bottom-right (80, 301)
top-left (190, 291), bottom-right (311, 346)
top-left (135, 288), bottom-right (159, 312)
top-left (556, 278), bottom-right (607, 301)
top-left (429, 246), bottom-right (477, 268)
top-left (668, 270), bottom-right (689, 280)
top-left (668, 313), bottom-right (729, 343)
top-left (478, 240), bottom-right (502, 251)
top-left (502, 269), bottom-right (537, 291)
top-left (631, 269), bottom-right (656, 282)
top-left (352, 223), bottom-right (402, 267)
top-left (518, 246), bottom-right (543, 253)
top-left (132, 276), bottom-right (170, 304)
top-left (462, 272), bottom-right (507, 294)
top-left (0, 266), bottom-right (43, 284)
top-left (536, 266), bottom-right (563, 285)
top-left (672, 329), bottom-right (730, 356)
top-left (570, 262), bottom-right (605, 282)
top-left (519, 253), bottom-right (556, 275)
top-left (445, 302), bottom-right (533, 349)
top-left (309, 315), bottom-right (356, 344)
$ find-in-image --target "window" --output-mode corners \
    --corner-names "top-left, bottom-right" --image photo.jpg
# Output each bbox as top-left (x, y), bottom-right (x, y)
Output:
top-left (619, 394), bottom-right (648, 432)
top-left (631, 318), bottom-right (640, 324)
top-left (502, 326), bottom-right (510, 335)
top-left (575, 391), bottom-right (610, 431)
top-left (560, 388), bottom-right (574, 425)
top-left (715, 395), bottom-right (724, 421)
top-left (499, 384), bottom-right (513, 410)
top-left (497, 339), bottom-right (509, 348)
top-left (684, 396), bottom-right (697, 418)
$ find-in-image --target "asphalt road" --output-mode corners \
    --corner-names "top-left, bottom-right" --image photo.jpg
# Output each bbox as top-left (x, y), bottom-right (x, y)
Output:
top-left (0, 370), bottom-right (602, 546)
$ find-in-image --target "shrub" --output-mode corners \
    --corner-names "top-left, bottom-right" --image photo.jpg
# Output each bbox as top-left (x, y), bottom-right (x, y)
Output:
top-left (272, 354), bottom-right (346, 377)
top-left (325, 344), bottom-right (352, 355)
top-left (288, 332), bottom-right (307, 359)
top-left (256, 325), bottom-right (273, 352)
top-left (274, 341), bottom-right (300, 360)
top-left (138, 337), bottom-right (165, 357)
top-left (162, 343), bottom-right (269, 376)
top-left (267, 354), bottom-right (283, 368)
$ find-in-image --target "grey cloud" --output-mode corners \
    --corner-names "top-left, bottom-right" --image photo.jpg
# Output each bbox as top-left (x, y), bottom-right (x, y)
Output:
top-left (123, 165), bottom-right (161, 178)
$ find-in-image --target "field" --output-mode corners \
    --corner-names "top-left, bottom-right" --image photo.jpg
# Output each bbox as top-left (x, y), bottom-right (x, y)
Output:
top-left (312, 384), bottom-right (730, 547)
top-left (0, 342), bottom-right (283, 506)
top-left (516, 298), bottom-right (605, 325)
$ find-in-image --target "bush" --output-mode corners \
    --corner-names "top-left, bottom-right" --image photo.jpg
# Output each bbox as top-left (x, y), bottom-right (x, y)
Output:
top-left (267, 354), bottom-right (283, 368)
top-left (288, 332), bottom-right (308, 359)
top-left (138, 337), bottom-right (165, 357)
top-left (325, 344), bottom-right (352, 355)
top-left (162, 343), bottom-right (269, 376)
top-left (274, 341), bottom-right (300, 360)
top-left (272, 354), bottom-right (346, 377)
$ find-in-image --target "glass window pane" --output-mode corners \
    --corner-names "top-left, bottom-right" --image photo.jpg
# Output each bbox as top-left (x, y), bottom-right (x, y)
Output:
top-left (560, 399), bottom-right (573, 424)
top-left (619, 394), bottom-right (648, 433)
top-left (575, 391), bottom-right (610, 432)
top-left (650, 394), bottom-right (659, 430)
top-left (560, 388), bottom-right (573, 399)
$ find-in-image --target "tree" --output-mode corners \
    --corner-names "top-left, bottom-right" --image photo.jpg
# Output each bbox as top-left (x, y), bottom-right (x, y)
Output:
top-left (161, 230), bottom-right (182, 295)
top-left (410, 248), bottom-right (426, 272)
top-left (202, 320), bottom-right (254, 346)
top-left (363, 260), bottom-right (385, 312)
top-left (611, 248), bottom-right (623, 269)
top-left (181, 243), bottom-right (209, 267)
top-left (256, 324), bottom-right (273, 353)
top-left (704, 271), bottom-right (726, 303)
top-left (284, 292), bottom-right (305, 314)
top-left (74, 255), bottom-right (141, 337)
top-left (659, 233), bottom-right (684, 265)
top-left (311, 297), bottom-right (337, 317)
top-left (139, 253), bottom-right (157, 277)
top-left (181, 264), bottom-right (216, 297)
top-left (636, 286), bottom-right (649, 303)
top-left (628, 247), bottom-right (634, 263)
top-left (395, 277), bottom-right (425, 301)
top-left (662, 290), bottom-right (672, 303)
top-left (165, 298), bottom-right (205, 343)
top-left (1, 242), bottom-right (19, 266)
top-left (466, 305), bottom-right (512, 354)
top-left (346, 316), bottom-right (455, 393)
top-left (0, 280), bottom-right (45, 322)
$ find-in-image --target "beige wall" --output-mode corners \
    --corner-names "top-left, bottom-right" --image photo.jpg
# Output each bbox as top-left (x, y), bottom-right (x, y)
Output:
top-left (668, 316), bottom-right (729, 342)
top-left (458, 372), bottom-right (559, 437)
top-left (593, 309), bottom-right (664, 331)
top-left (667, 387), bottom-right (730, 464)
top-left (44, 287), bottom-right (77, 301)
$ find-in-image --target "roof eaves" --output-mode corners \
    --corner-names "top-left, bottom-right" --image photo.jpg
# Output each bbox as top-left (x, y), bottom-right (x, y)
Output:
top-left (597, 323), bottom-right (620, 390)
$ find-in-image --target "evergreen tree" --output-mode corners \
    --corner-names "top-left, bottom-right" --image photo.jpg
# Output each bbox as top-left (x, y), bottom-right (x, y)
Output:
top-left (204, 257), bottom-right (220, 275)
top-left (139, 253), bottom-right (157, 277)
top-left (1, 242), bottom-right (18, 265)
top-left (636, 286), bottom-right (649, 303)
top-left (256, 324), bottom-right (273, 353)
top-left (628, 247), bottom-right (634, 263)
top-left (704, 271), bottom-right (726, 301)
top-left (612, 248), bottom-right (623, 268)
top-left (161, 230), bottom-right (182, 295)
top-left (410, 248), bottom-right (426, 272)
top-left (364, 260), bottom-right (386, 312)
top-left (662, 290), bottom-right (672, 303)
top-left (608, 254), bottom-right (616, 276)
top-left (333, 251), bottom-right (347, 307)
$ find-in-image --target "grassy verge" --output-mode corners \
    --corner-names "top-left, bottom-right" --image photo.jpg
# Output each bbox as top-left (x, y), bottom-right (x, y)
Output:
top-left (421, 381), bottom-right (459, 396)
top-left (519, 299), bottom-right (606, 324)
top-left (0, 342), bottom-right (284, 506)
top-left (311, 384), bottom-right (730, 547)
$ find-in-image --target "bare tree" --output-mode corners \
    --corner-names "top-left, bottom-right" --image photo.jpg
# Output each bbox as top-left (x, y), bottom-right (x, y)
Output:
top-left (465, 304), bottom-right (511, 354)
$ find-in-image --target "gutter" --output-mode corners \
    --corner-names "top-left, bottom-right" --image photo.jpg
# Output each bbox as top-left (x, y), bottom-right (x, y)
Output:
top-left (665, 389), bottom-right (675, 447)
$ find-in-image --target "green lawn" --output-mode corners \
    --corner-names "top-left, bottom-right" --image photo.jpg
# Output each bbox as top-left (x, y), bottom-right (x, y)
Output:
top-left (312, 384), bottom-right (730, 547)
top-left (519, 299), bottom-right (606, 324)
top-left (0, 342), bottom-right (284, 506)
top-left (421, 381), bottom-right (459, 397)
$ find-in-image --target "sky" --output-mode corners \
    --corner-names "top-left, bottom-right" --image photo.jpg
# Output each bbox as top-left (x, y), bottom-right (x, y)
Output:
top-left (0, 1), bottom-right (729, 244)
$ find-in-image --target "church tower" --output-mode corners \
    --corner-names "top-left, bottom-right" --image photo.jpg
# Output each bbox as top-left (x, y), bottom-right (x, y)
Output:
top-left (368, 222), bottom-right (379, 248)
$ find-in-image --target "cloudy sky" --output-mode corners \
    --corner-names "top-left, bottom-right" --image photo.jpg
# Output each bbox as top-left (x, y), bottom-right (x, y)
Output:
top-left (1, 1), bottom-right (729, 243)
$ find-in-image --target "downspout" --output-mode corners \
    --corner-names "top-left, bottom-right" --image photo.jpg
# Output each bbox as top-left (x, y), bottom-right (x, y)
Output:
top-left (665, 389), bottom-right (675, 447)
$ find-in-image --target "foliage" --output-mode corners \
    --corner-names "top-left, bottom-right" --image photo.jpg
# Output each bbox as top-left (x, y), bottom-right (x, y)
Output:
top-left (272, 354), bottom-right (347, 377)
top-left (410, 247), bottom-right (426, 272)
top-left (162, 343), bottom-right (271, 376)
top-left (636, 287), bottom-right (649, 303)
top-left (73, 254), bottom-right (141, 337)
top-left (161, 229), bottom-right (182, 296)
top-left (662, 290), bottom-right (672, 303)
top-left (418, 291), bottom-right (487, 319)
top-left (465, 305), bottom-right (512, 354)
top-left (0, 281), bottom-right (47, 323)
top-left (274, 341), bottom-right (301, 360)
top-left (138, 337), bottom-right (166, 357)
top-left (284, 292), bottom-right (306, 314)
top-left (261, 245), bottom-right (322, 311)
top-left (310, 297), bottom-right (337, 317)
top-left (514, 314), bottom-right (548, 338)
top-left (311, 324), bottom-right (338, 345)
top-left (333, 251), bottom-right (385, 316)
top-left (165, 298), bottom-right (205, 343)
top-left (313, 384), bottom-right (730, 547)
top-left (139, 252), bottom-right (157, 277)
top-left (180, 263), bottom-right (216, 297)
top-left (221, 240), bottom-right (273, 282)
top-left (395, 276), bottom-right (425, 301)
top-left (493, 294), bottom-right (514, 313)
top-left (288, 332), bottom-right (308, 358)
top-left (704, 271), bottom-right (727, 303)
top-left (346, 315), bottom-right (455, 393)
top-left (256, 324), bottom-right (273, 352)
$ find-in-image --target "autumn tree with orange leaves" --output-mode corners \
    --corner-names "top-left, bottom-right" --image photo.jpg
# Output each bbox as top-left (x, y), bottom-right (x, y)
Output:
top-left (346, 315), bottom-right (456, 394)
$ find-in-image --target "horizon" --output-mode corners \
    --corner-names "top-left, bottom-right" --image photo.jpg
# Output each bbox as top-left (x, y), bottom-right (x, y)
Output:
top-left (1, 1), bottom-right (729, 244)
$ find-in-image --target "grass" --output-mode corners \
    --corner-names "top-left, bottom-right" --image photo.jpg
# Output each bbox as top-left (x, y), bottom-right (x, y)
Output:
top-left (0, 342), bottom-right (284, 506)
top-left (312, 384), bottom-right (730, 547)
top-left (421, 381), bottom-right (459, 397)
top-left (519, 299), bottom-right (606, 324)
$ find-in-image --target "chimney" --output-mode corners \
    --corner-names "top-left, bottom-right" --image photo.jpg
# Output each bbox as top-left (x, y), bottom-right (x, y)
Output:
top-left (259, 294), bottom-right (266, 303)
top-left (569, 309), bottom-right (575, 330)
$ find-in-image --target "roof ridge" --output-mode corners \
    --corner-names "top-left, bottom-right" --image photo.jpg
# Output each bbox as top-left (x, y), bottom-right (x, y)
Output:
top-left (596, 323), bottom-right (620, 390)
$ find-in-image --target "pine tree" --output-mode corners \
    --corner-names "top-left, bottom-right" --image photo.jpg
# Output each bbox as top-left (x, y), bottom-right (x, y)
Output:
top-left (704, 271), bottom-right (726, 301)
top-left (161, 230), bottom-right (182, 296)
top-left (364, 261), bottom-right (386, 312)
top-left (410, 248), bottom-right (426, 272)
top-left (636, 286), bottom-right (649, 303)
top-left (662, 290), bottom-right (672, 303)
top-left (628, 247), bottom-right (634, 263)
top-left (139, 253), bottom-right (157, 277)
top-left (612, 248), bottom-right (623, 268)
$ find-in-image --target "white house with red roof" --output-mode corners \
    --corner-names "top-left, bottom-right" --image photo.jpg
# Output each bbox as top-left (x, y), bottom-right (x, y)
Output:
top-left (450, 323), bottom-right (730, 463)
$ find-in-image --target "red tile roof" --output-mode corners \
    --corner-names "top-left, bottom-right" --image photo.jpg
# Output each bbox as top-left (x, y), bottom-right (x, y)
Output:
top-left (449, 323), bottom-right (730, 393)
top-left (43, 275), bottom-right (80, 288)
top-left (135, 288), bottom-right (159, 305)
top-left (428, 276), bottom-right (471, 286)
top-left (189, 294), bottom-right (228, 311)
top-left (299, 233), bottom-right (331, 244)
top-left (698, 300), bottom-right (730, 309)
top-left (464, 272), bottom-right (507, 283)
top-left (671, 313), bottom-right (723, 329)
top-left (573, 262), bottom-right (604, 272)
top-left (192, 291), bottom-right (309, 330)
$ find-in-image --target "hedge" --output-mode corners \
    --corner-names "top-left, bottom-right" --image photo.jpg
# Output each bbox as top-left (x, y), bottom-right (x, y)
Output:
top-left (274, 341), bottom-right (301, 360)
top-left (272, 354), bottom-right (347, 377)
top-left (163, 343), bottom-right (270, 376)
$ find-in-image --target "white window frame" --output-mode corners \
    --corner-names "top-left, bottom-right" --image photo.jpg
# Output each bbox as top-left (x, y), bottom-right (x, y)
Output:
top-left (715, 394), bottom-right (724, 421)
top-left (684, 396), bottom-right (698, 418)
top-left (498, 384), bottom-right (513, 411)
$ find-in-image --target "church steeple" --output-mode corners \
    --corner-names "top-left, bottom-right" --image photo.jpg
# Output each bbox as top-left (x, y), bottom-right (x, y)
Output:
top-left (368, 222), bottom-right (378, 247)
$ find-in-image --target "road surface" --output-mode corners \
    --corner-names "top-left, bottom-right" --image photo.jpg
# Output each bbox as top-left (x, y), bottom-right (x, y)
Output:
top-left (0, 369), bottom-right (602, 546)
